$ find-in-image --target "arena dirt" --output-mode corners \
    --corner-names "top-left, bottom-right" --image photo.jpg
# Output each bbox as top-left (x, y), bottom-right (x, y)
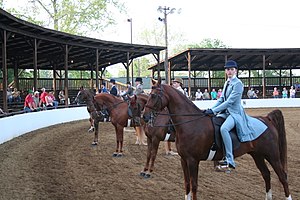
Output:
top-left (0, 108), bottom-right (299, 200)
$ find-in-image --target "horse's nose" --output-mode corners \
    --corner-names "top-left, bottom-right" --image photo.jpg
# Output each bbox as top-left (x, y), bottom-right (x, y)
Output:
top-left (143, 114), bottom-right (150, 123)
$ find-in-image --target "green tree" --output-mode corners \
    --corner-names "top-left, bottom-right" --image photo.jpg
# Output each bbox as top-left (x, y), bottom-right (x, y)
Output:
top-left (2, 0), bottom-right (125, 35)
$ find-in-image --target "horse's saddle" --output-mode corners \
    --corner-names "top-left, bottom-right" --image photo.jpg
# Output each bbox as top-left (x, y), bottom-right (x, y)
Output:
top-left (211, 116), bottom-right (240, 151)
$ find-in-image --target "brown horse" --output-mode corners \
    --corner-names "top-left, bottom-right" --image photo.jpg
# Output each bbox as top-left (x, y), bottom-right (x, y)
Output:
top-left (93, 93), bottom-right (145, 157)
top-left (128, 94), bottom-right (176, 178)
top-left (75, 89), bottom-right (108, 144)
top-left (143, 78), bottom-right (292, 200)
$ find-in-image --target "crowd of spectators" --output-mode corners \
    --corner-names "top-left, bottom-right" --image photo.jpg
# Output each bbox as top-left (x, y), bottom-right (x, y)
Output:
top-left (193, 88), bottom-right (223, 101)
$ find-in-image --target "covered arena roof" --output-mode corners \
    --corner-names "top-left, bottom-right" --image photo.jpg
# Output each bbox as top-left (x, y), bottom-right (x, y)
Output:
top-left (149, 48), bottom-right (300, 71)
top-left (0, 8), bottom-right (165, 70)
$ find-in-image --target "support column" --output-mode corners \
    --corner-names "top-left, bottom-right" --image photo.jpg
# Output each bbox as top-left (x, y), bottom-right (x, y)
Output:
top-left (187, 51), bottom-right (191, 96)
top-left (262, 55), bottom-right (266, 98)
top-left (33, 38), bottom-right (38, 91)
top-left (64, 45), bottom-right (69, 107)
top-left (126, 52), bottom-right (130, 83)
top-left (13, 60), bottom-right (19, 90)
top-left (2, 30), bottom-right (8, 112)
top-left (95, 49), bottom-right (99, 92)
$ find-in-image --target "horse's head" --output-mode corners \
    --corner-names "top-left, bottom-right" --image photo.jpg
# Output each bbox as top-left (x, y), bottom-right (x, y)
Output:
top-left (75, 89), bottom-right (94, 104)
top-left (143, 77), bottom-right (168, 123)
top-left (128, 94), bottom-right (148, 118)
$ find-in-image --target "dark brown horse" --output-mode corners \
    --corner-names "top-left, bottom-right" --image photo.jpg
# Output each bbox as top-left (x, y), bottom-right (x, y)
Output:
top-left (93, 93), bottom-right (145, 157)
top-left (143, 78), bottom-right (292, 200)
top-left (128, 94), bottom-right (176, 178)
top-left (75, 89), bottom-right (108, 144)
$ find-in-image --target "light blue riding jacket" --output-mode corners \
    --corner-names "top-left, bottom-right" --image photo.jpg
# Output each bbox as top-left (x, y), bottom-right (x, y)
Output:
top-left (211, 76), bottom-right (267, 142)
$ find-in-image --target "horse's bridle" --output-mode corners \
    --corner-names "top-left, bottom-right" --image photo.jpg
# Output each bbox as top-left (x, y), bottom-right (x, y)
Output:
top-left (145, 84), bottom-right (207, 127)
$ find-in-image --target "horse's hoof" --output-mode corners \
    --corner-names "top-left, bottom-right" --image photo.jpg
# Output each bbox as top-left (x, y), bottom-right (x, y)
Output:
top-left (140, 172), bottom-right (146, 177)
top-left (112, 153), bottom-right (118, 157)
top-left (91, 142), bottom-right (98, 146)
top-left (144, 173), bottom-right (151, 179)
top-left (117, 153), bottom-right (123, 157)
top-left (88, 128), bottom-right (95, 133)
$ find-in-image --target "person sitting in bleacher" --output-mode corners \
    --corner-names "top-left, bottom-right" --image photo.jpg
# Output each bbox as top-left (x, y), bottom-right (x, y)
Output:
top-left (58, 90), bottom-right (65, 104)
top-left (24, 90), bottom-right (38, 112)
top-left (39, 88), bottom-right (48, 109)
top-left (45, 91), bottom-right (59, 109)
top-left (33, 91), bottom-right (42, 111)
top-left (12, 88), bottom-right (21, 102)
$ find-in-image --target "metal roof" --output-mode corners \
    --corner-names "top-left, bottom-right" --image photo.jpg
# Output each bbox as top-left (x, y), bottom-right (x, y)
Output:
top-left (150, 48), bottom-right (300, 71)
top-left (0, 8), bottom-right (165, 70)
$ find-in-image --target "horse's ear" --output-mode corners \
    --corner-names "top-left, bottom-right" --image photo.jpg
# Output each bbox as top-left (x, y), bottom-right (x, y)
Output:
top-left (151, 78), bottom-right (158, 85)
top-left (157, 77), bottom-right (161, 85)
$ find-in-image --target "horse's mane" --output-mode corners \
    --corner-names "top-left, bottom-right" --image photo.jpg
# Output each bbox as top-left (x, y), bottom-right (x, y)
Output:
top-left (162, 84), bottom-right (202, 112)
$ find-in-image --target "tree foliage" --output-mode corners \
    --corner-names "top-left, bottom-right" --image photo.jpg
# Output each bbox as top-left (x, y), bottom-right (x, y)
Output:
top-left (2, 0), bottom-right (125, 35)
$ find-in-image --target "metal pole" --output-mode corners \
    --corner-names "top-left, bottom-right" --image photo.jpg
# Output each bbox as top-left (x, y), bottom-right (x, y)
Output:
top-left (164, 9), bottom-right (169, 84)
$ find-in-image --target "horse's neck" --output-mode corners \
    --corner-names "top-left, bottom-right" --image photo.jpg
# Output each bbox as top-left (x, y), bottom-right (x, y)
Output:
top-left (166, 87), bottom-right (197, 115)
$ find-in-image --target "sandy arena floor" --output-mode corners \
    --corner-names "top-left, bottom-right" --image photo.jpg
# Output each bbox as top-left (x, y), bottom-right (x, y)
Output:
top-left (0, 108), bottom-right (299, 200)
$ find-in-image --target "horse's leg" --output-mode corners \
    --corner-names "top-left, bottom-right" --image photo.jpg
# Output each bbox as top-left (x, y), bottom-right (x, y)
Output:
top-left (188, 159), bottom-right (199, 200)
top-left (140, 126), bottom-right (147, 145)
top-left (112, 125), bottom-right (120, 157)
top-left (92, 118), bottom-right (99, 145)
top-left (249, 153), bottom-right (272, 200)
top-left (146, 137), bottom-right (160, 178)
top-left (265, 156), bottom-right (291, 199)
top-left (181, 158), bottom-right (191, 200)
top-left (116, 125), bottom-right (124, 157)
top-left (88, 113), bottom-right (95, 132)
top-left (140, 136), bottom-right (152, 177)
top-left (133, 127), bottom-right (140, 144)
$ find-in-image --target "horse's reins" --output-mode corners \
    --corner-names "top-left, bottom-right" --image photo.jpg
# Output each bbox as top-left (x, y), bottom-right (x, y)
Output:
top-left (144, 85), bottom-right (207, 127)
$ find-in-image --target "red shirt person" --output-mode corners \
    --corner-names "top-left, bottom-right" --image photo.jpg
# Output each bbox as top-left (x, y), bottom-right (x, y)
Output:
top-left (24, 90), bottom-right (37, 112)
top-left (39, 88), bottom-right (48, 107)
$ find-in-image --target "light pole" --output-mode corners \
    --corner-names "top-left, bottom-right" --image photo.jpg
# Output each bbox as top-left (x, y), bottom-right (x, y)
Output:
top-left (127, 18), bottom-right (134, 84)
top-left (158, 6), bottom-right (176, 84)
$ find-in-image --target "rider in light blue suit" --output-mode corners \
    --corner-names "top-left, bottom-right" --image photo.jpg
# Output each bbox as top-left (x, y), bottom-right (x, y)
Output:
top-left (204, 60), bottom-right (267, 170)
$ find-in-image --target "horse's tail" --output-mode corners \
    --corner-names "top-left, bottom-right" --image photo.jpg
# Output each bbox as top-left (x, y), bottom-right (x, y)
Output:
top-left (267, 109), bottom-right (287, 172)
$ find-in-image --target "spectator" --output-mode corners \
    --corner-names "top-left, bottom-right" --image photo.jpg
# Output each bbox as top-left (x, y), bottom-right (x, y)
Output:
top-left (290, 86), bottom-right (296, 98)
top-left (109, 79), bottom-right (118, 96)
top-left (33, 91), bottom-right (42, 111)
top-left (7, 87), bottom-right (13, 104)
top-left (100, 82), bottom-right (109, 93)
top-left (247, 88), bottom-right (258, 99)
top-left (24, 90), bottom-right (37, 112)
top-left (184, 88), bottom-right (189, 98)
top-left (195, 89), bottom-right (203, 100)
top-left (45, 91), bottom-right (59, 108)
top-left (210, 88), bottom-right (217, 100)
top-left (12, 88), bottom-right (21, 102)
top-left (39, 88), bottom-right (48, 108)
top-left (294, 81), bottom-right (300, 93)
top-left (58, 90), bottom-right (65, 104)
top-left (217, 89), bottom-right (222, 99)
top-left (282, 87), bottom-right (288, 98)
top-left (203, 89), bottom-right (210, 100)
top-left (272, 87), bottom-right (279, 98)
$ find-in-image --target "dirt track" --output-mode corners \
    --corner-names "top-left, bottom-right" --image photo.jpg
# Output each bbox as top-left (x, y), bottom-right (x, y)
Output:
top-left (0, 108), bottom-right (299, 200)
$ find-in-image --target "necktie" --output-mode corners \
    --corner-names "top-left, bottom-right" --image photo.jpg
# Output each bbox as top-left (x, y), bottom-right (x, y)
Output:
top-left (224, 81), bottom-right (230, 100)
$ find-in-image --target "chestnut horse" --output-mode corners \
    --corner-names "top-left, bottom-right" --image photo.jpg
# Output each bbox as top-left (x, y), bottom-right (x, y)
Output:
top-left (93, 93), bottom-right (145, 157)
top-left (128, 94), bottom-right (176, 178)
top-left (143, 78), bottom-right (292, 200)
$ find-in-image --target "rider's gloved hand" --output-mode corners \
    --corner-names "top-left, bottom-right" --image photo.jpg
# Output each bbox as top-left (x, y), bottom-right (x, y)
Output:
top-left (203, 109), bottom-right (214, 115)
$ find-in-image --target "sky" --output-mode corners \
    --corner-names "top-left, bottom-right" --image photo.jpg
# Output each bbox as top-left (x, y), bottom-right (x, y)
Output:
top-left (97, 0), bottom-right (300, 48)
top-left (4, 0), bottom-right (300, 75)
